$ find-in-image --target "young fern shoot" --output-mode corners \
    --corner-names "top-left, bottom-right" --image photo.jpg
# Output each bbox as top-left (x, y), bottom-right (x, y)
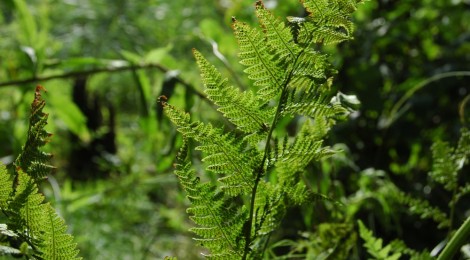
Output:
top-left (163, 0), bottom-right (365, 258)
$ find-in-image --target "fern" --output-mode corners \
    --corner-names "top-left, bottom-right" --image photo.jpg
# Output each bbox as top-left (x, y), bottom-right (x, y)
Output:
top-left (358, 220), bottom-right (432, 260)
top-left (395, 128), bottom-right (470, 230)
top-left (14, 86), bottom-right (55, 180)
top-left (163, 0), bottom-right (365, 258)
top-left (173, 140), bottom-right (247, 259)
top-left (363, 127), bottom-right (470, 259)
top-left (430, 128), bottom-right (469, 192)
top-left (395, 190), bottom-right (450, 229)
top-left (0, 86), bottom-right (81, 259)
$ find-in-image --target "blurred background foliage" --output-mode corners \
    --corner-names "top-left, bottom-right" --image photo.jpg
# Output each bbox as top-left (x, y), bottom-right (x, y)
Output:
top-left (0, 0), bottom-right (469, 259)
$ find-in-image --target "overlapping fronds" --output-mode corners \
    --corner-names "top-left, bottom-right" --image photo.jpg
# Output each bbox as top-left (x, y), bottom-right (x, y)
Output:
top-left (14, 86), bottom-right (55, 180)
top-left (164, 102), bottom-right (258, 196)
top-left (173, 143), bottom-right (247, 258)
top-left (288, 0), bottom-right (366, 46)
top-left (273, 120), bottom-right (336, 172)
top-left (164, 0), bottom-right (363, 257)
top-left (0, 86), bottom-right (81, 259)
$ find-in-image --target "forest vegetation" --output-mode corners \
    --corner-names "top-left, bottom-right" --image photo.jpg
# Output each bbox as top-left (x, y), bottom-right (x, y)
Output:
top-left (0, 0), bottom-right (469, 259)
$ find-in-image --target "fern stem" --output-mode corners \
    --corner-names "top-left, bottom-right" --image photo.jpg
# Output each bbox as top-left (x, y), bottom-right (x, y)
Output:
top-left (243, 173), bottom-right (261, 259)
top-left (242, 87), bottom-right (289, 259)
top-left (242, 49), bottom-right (303, 258)
top-left (437, 215), bottom-right (470, 260)
top-left (448, 187), bottom-right (458, 236)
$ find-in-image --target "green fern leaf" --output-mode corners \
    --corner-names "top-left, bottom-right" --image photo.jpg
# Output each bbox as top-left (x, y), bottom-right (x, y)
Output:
top-left (294, 0), bottom-right (362, 45)
top-left (14, 86), bottom-right (55, 180)
top-left (358, 220), bottom-right (402, 260)
top-left (164, 0), bottom-right (365, 257)
top-left (194, 49), bottom-right (269, 134)
top-left (233, 18), bottom-right (285, 101)
top-left (456, 183), bottom-right (470, 202)
top-left (255, 1), bottom-right (300, 64)
top-left (430, 128), bottom-right (470, 191)
top-left (164, 103), bottom-right (257, 196)
top-left (395, 191), bottom-right (450, 229)
top-left (174, 143), bottom-right (246, 257)
top-left (41, 207), bottom-right (81, 260)
top-left (1, 86), bottom-right (81, 259)
top-left (273, 120), bottom-right (336, 173)
top-left (0, 163), bottom-right (12, 209)
top-left (9, 171), bottom-right (81, 259)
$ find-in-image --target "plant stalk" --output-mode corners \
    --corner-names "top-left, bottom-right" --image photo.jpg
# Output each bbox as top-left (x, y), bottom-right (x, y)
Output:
top-left (437, 215), bottom-right (470, 260)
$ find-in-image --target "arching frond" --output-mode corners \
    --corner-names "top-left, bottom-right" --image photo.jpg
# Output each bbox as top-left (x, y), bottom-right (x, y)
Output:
top-left (164, 103), bottom-right (258, 196)
top-left (194, 49), bottom-right (269, 134)
top-left (233, 18), bottom-right (285, 102)
top-left (1, 86), bottom-right (81, 259)
top-left (14, 86), bottom-right (55, 180)
top-left (255, 1), bottom-right (300, 64)
top-left (174, 143), bottom-right (246, 258)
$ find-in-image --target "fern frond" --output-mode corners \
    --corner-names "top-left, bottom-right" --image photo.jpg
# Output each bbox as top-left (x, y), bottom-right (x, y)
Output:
top-left (275, 120), bottom-right (336, 171)
top-left (430, 128), bottom-right (470, 191)
top-left (174, 143), bottom-right (246, 257)
top-left (253, 182), bottom-right (284, 236)
top-left (290, 49), bottom-right (333, 84)
top-left (14, 86), bottom-right (55, 180)
top-left (255, 1), bottom-right (300, 64)
top-left (388, 240), bottom-right (433, 260)
top-left (8, 170), bottom-right (81, 259)
top-left (233, 18), bottom-right (285, 102)
top-left (358, 220), bottom-right (402, 260)
top-left (292, 0), bottom-right (362, 45)
top-left (1, 86), bottom-right (81, 259)
top-left (456, 183), bottom-right (470, 202)
top-left (396, 191), bottom-right (450, 229)
top-left (164, 103), bottom-right (257, 196)
top-left (41, 207), bottom-right (81, 260)
top-left (0, 163), bottom-right (12, 209)
top-left (194, 49), bottom-right (269, 134)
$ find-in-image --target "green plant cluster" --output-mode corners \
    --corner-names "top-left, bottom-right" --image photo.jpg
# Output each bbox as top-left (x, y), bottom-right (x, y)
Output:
top-left (0, 0), bottom-right (469, 259)
top-left (162, 0), bottom-right (368, 258)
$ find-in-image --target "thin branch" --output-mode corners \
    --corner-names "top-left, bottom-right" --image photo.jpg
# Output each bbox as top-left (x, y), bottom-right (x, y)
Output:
top-left (0, 63), bottom-right (208, 101)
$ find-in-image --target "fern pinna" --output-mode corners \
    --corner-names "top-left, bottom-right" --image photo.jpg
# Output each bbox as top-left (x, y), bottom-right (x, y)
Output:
top-left (163, 0), bottom-right (364, 258)
top-left (0, 86), bottom-right (81, 259)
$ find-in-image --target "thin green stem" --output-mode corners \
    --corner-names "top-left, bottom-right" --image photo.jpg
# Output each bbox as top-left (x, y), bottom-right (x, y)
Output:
top-left (242, 89), bottom-right (287, 259)
top-left (242, 81), bottom-right (290, 260)
top-left (437, 215), bottom-right (470, 260)
top-left (448, 187), bottom-right (458, 236)
top-left (242, 50), bottom-right (304, 259)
